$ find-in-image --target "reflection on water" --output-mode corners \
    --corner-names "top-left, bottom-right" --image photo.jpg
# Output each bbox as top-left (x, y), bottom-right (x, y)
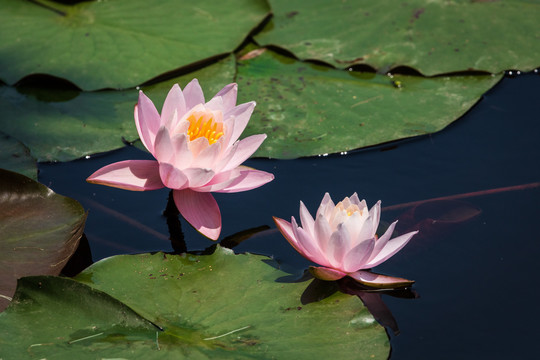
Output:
top-left (39, 73), bottom-right (540, 359)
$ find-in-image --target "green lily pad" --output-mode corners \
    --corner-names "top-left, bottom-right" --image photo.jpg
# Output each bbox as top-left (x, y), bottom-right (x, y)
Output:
top-left (255, 0), bottom-right (540, 74)
top-left (0, 132), bottom-right (37, 180)
top-left (0, 169), bottom-right (86, 312)
top-left (0, 56), bottom-right (236, 162)
top-left (0, 246), bottom-right (391, 358)
top-left (237, 49), bottom-right (502, 159)
top-left (0, 0), bottom-right (269, 90)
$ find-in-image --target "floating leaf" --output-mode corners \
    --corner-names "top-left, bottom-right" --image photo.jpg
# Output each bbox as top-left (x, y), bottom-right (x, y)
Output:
top-left (0, 56), bottom-right (235, 162)
top-left (0, 0), bottom-right (269, 90)
top-left (255, 0), bottom-right (540, 74)
top-left (0, 132), bottom-right (37, 180)
top-left (0, 169), bottom-right (86, 312)
top-left (237, 50), bottom-right (502, 158)
top-left (0, 246), bottom-right (391, 358)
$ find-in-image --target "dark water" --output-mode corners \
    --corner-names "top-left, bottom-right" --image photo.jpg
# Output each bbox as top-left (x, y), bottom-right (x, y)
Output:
top-left (39, 72), bottom-right (540, 359)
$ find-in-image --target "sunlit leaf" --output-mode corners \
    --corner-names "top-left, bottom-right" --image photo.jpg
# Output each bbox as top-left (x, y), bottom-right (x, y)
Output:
top-left (237, 50), bottom-right (502, 158)
top-left (0, 0), bottom-right (269, 90)
top-left (0, 56), bottom-right (236, 162)
top-left (0, 246), bottom-right (390, 358)
top-left (255, 0), bottom-right (540, 74)
top-left (0, 169), bottom-right (86, 312)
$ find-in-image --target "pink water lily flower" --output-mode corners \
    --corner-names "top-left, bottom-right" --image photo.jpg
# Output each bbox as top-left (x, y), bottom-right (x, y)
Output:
top-left (87, 79), bottom-right (274, 240)
top-left (273, 193), bottom-right (418, 288)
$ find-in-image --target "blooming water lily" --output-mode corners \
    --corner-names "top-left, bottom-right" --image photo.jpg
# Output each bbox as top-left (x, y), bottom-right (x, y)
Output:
top-left (273, 193), bottom-right (418, 288)
top-left (88, 80), bottom-right (274, 240)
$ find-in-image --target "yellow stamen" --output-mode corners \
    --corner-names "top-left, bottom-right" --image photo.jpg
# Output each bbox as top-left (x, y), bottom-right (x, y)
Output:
top-left (186, 113), bottom-right (224, 145)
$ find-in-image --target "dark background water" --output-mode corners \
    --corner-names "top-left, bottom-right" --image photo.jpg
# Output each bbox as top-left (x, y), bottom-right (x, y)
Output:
top-left (39, 72), bottom-right (540, 359)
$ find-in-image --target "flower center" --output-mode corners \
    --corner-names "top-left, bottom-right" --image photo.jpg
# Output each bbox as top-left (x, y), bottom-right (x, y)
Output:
top-left (335, 201), bottom-right (362, 217)
top-left (186, 111), bottom-right (224, 145)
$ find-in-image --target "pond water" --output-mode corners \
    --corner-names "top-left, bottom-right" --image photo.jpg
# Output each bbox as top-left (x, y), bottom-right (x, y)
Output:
top-left (39, 72), bottom-right (540, 359)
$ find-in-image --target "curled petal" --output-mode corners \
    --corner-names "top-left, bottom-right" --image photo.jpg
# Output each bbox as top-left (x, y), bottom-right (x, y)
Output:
top-left (190, 142), bottom-right (221, 170)
top-left (159, 163), bottom-right (189, 190)
top-left (204, 95), bottom-right (224, 112)
top-left (224, 102), bottom-right (255, 147)
top-left (348, 270), bottom-right (414, 289)
top-left (153, 127), bottom-right (174, 164)
top-left (135, 92), bottom-right (161, 154)
top-left (342, 237), bottom-right (375, 272)
top-left (87, 160), bottom-right (164, 191)
top-left (212, 168), bottom-right (274, 193)
top-left (314, 213), bottom-right (332, 253)
top-left (294, 219), bottom-right (330, 267)
top-left (183, 168), bottom-right (215, 188)
top-left (174, 189), bottom-right (221, 240)
top-left (368, 200), bottom-right (381, 238)
top-left (161, 84), bottom-right (187, 128)
top-left (367, 221), bottom-right (397, 263)
top-left (273, 216), bottom-right (304, 256)
top-left (316, 193), bottom-right (335, 219)
top-left (215, 83), bottom-right (238, 111)
top-left (183, 79), bottom-right (205, 109)
top-left (220, 134), bottom-right (267, 172)
top-left (299, 201), bottom-right (315, 237)
top-left (327, 225), bottom-right (350, 268)
top-left (170, 133), bottom-right (193, 170)
top-left (309, 266), bottom-right (347, 281)
top-left (364, 230), bottom-right (418, 269)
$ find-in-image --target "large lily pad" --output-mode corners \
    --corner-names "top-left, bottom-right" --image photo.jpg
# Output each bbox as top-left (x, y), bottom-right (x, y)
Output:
top-left (0, 246), bottom-right (390, 358)
top-left (0, 0), bottom-right (269, 90)
top-left (0, 169), bottom-right (86, 312)
top-left (0, 132), bottom-right (37, 180)
top-left (255, 0), bottom-right (540, 74)
top-left (0, 56), bottom-right (236, 162)
top-left (237, 50), bottom-right (502, 159)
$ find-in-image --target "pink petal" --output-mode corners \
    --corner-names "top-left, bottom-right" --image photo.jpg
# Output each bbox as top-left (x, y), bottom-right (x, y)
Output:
top-left (316, 192), bottom-right (335, 219)
top-left (188, 137), bottom-right (209, 157)
top-left (364, 230), bottom-right (418, 268)
top-left (215, 83), bottom-right (238, 111)
top-left (299, 201), bottom-right (315, 237)
top-left (190, 142), bottom-right (221, 169)
top-left (367, 220), bottom-right (397, 263)
top-left (220, 134), bottom-right (267, 172)
top-left (183, 79), bottom-right (205, 109)
top-left (87, 160), bottom-right (164, 191)
top-left (314, 213), bottom-right (332, 253)
top-left (368, 200), bottom-right (381, 237)
top-left (350, 192), bottom-right (362, 207)
top-left (161, 84), bottom-right (187, 128)
top-left (135, 91), bottom-right (161, 154)
top-left (342, 238), bottom-right (375, 272)
top-left (224, 102), bottom-right (255, 147)
top-left (170, 133), bottom-right (193, 169)
top-left (348, 270), bottom-right (414, 289)
top-left (212, 168), bottom-right (274, 193)
top-left (309, 266), bottom-right (347, 281)
top-left (204, 96), bottom-right (224, 112)
top-left (158, 163), bottom-right (189, 190)
top-left (273, 216), bottom-right (304, 256)
top-left (326, 225), bottom-right (350, 269)
top-left (183, 168), bottom-right (215, 188)
top-left (193, 168), bottom-right (239, 192)
top-left (293, 219), bottom-right (330, 267)
top-left (173, 189), bottom-right (221, 240)
top-left (153, 127), bottom-right (174, 164)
